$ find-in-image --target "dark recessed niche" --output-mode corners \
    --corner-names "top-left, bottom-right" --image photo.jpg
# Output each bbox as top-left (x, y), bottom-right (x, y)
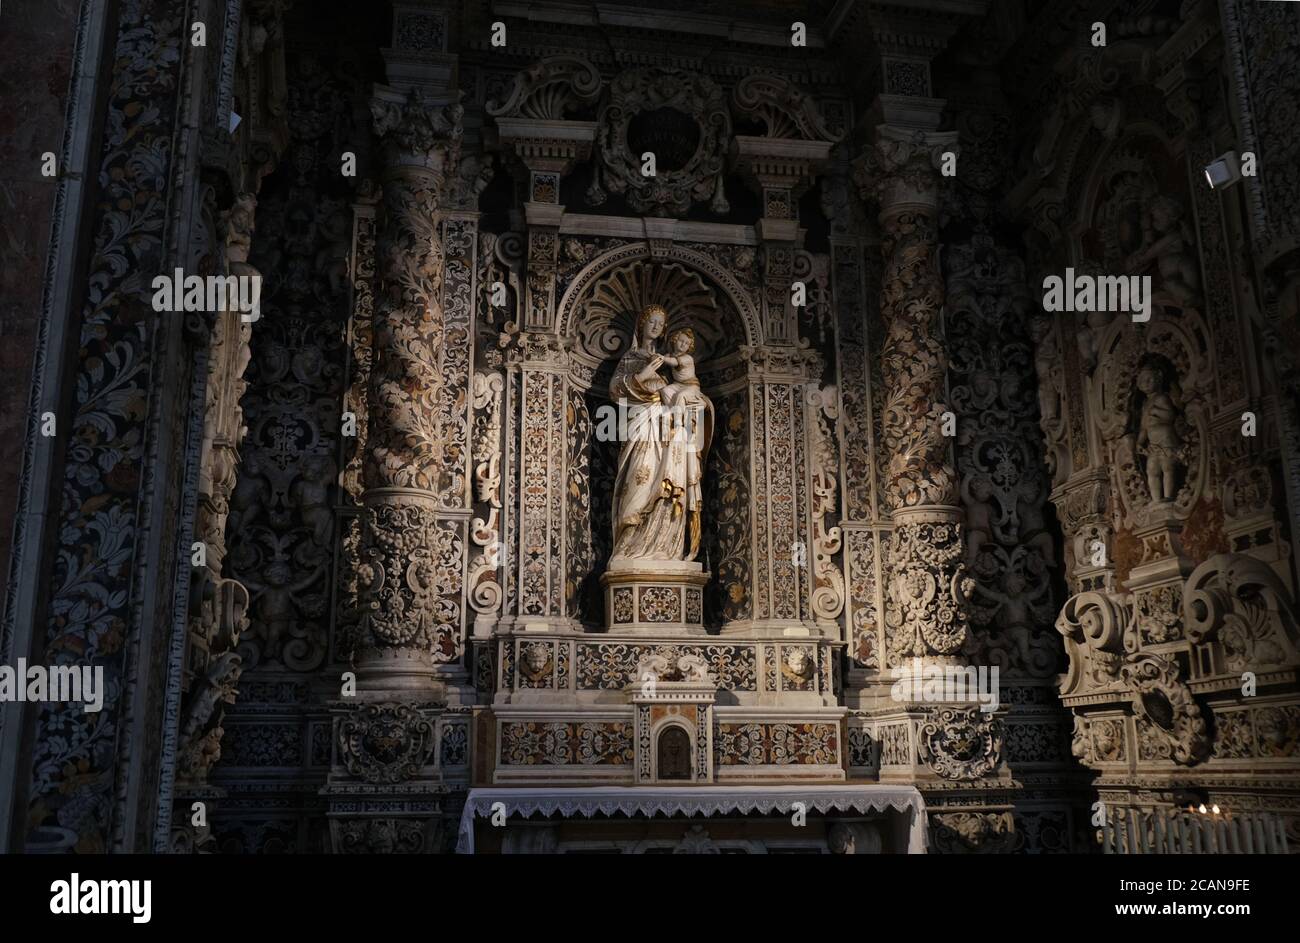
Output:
top-left (626, 107), bottom-right (701, 171)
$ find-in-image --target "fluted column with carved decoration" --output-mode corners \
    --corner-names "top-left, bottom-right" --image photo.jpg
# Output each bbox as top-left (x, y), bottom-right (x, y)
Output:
top-left (352, 89), bottom-right (463, 697)
top-left (861, 126), bottom-right (972, 670)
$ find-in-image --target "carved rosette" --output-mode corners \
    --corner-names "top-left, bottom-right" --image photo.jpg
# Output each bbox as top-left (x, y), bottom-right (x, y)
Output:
top-left (862, 127), bottom-right (970, 663)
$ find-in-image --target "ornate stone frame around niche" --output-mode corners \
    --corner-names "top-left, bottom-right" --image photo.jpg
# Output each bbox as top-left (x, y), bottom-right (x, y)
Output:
top-left (1068, 127), bottom-right (1216, 528)
top-left (557, 241), bottom-right (767, 626)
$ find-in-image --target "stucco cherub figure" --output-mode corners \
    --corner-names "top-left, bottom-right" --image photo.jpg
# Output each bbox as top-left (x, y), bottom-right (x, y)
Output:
top-left (244, 558), bottom-right (323, 660)
top-left (781, 647), bottom-right (815, 685)
top-left (1135, 363), bottom-right (1185, 504)
top-left (1126, 195), bottom-right (1201, 307)
top-left (293, 453), bottom-right (336, 547)
top-left (521, 641), bottom-right (553, 681)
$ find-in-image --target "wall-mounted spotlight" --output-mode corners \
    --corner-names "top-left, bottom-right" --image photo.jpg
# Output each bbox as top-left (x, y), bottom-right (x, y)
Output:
top-left (1204, 150), bottom-right (1242, 189)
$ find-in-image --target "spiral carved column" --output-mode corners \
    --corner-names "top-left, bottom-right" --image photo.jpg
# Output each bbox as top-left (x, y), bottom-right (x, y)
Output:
top-left (863, 126), bottom-right (972, 670)
top-left (353, 90), bottom-right (463, 697)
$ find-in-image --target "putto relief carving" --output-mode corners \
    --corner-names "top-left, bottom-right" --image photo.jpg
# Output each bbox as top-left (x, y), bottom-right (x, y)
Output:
top-left (947, 236), bottom-right (1060, 679)
top-left (1093, 147), bottom-right (1201, 311)
top-left (1092, 320), bottom-right (1211, 525)
top-left (589, 68), bottom-right (730, 216)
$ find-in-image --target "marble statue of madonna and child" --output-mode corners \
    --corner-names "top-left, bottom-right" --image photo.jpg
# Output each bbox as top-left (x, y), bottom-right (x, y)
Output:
top-left (606, 303), bottom-right (714, 574)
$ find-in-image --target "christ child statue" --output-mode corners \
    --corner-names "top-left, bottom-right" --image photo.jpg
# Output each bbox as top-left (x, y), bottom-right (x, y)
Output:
top-left (1136, 364), bottom-right (1184, 504)
top-left (659, 328), bottom-right (706, 409)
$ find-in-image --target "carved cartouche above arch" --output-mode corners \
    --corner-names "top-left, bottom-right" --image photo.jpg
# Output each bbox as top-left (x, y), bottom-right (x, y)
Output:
top-left (588, 68), bottom-right (731, 217)
top-left (556, 243), bottom-right (763, 388)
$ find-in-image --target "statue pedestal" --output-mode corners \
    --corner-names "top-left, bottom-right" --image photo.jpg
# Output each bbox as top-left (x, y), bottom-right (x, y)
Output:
top-left (600, 557), bottom-right (709, 635)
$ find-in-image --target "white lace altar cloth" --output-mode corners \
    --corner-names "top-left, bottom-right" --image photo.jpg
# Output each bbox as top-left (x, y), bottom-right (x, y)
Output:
top-left (455, 784), bottom-right (927, 853)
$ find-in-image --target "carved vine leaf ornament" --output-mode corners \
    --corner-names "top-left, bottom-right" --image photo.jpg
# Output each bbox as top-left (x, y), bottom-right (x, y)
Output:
top-left (878, 213), bottom-right (957, 510)
top-left (366, 91), bottom-right (464, 492)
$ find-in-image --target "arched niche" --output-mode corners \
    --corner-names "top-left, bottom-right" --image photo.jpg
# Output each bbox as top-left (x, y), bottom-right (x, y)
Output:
top-left (655, 724), bottom-right (693, 781)
top-left (557, 245), bottom-right (759, 631)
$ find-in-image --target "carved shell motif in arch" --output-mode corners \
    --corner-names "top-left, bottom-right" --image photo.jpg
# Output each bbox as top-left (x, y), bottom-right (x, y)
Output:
top-left (730, 74), bottom-right (843, 142)
top-left (1092, 316), bottom-right (1211, 523)
top-left (486, 56), bottom-right (602, 119)
top-left (571, 262), bottom-right (721, 377)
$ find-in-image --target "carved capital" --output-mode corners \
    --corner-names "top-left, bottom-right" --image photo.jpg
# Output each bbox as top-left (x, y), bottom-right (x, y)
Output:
top-left (371, 87), bottom-right (463, 184)
top-left (857, 126), bottom-right (958, 217)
